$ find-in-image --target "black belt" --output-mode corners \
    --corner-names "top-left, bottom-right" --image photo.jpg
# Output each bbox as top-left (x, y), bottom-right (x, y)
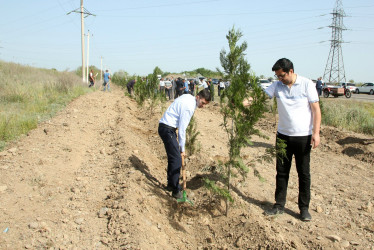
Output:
top-left (159, 123), bottom-right (177, 131)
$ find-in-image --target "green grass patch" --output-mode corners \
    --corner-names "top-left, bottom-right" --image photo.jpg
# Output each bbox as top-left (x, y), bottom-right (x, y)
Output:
top-left (321, 98), bottom-right (374, 135)
top-left (0, 60), bottom-right (92, 151)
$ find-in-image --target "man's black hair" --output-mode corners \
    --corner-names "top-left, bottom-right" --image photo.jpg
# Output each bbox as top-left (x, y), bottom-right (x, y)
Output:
top-left (272, 58), bottom-right (294, 73)
top-left (197, 89), bottom-right (211, 102)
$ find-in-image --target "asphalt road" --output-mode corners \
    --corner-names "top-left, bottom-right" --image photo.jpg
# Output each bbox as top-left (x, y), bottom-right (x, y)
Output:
top-left (323, 93), bottom-right (374, 102)
top-left (350, 93), bottom-right (374, 102)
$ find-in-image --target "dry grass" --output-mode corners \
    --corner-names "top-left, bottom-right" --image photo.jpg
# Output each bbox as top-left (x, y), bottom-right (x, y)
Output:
top-left (321, 98), bottom-right (374, 135)
top-left (0, 61), bottom-right (92, 150)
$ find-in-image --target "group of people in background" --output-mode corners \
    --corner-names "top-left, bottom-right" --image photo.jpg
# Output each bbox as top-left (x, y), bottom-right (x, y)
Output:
top-left (158, 77), bottom-right (230, 101)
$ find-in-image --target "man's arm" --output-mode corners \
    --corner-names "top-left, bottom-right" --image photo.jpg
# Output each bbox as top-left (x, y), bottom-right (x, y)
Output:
top-left (310, 102), bottom-right (321, 149)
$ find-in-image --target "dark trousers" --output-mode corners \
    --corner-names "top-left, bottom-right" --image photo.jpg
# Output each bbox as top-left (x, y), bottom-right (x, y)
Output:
top-left (275, 132), bottom-right (312, 211)
top-left (158, 124), bottom-right (182, 192)
top-left (218, 87), bottom-right (224, 96)
top-left (127, 86), bottom-right (132, 95)
top-left (165, 88), bottom-right (171, 100)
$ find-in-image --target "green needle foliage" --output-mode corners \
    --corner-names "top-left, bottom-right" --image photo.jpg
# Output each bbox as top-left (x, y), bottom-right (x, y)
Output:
top-left (206, 27), bottom-right (268, 215)
top-left (185, 115), bottom-right (200, 155)
top-left (133, 76), bottom-right (147, 106)
top-left (210, 82), bottom-right (215, 101)
top-left (132, 67), bottom-right (166, 115)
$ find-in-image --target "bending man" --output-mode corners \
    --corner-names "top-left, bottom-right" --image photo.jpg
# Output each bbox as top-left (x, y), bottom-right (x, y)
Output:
top-left (158, 89), bottom-right (211, 199)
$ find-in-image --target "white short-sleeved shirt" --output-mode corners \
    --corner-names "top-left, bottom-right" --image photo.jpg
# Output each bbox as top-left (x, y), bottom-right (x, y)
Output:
top-left (265, 75), bottom-right (319, 136)
top-left (159, 94), bottom-right (197, 152)
top-left (159, 80), bottom-right (165, 87)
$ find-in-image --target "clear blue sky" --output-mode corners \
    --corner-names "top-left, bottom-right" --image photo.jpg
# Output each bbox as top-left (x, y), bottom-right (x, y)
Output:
top-left (1, 0), bottom-right (373, 82)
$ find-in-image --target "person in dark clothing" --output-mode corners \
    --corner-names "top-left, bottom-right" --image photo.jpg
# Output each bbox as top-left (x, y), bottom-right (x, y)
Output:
top-left (316, 77), bottom-right (323, 96)
top-left (127, 79), bottom-right (136, 95)
top-left (88, 69), bottom-right (95, 88)
top-left (175, 78), bottom-right (185, 98)
top-left (189, 79), bottom-right (195, 96)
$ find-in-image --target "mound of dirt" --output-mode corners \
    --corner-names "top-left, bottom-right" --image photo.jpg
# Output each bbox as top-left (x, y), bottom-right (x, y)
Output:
top-left (0, 85), bottom-right (373, 249)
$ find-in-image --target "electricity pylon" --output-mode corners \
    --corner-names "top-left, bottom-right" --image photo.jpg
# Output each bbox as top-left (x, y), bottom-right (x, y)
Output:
top-left (323, 0), bottom-right (347, 84)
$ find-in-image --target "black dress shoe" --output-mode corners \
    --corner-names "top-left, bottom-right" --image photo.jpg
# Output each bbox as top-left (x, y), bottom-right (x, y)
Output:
top-left (300, 209), bottom-right (312, 221)
top-left (165, 185), bottom-right (173, 192)
top-left (172, 190), bottom-right (183, 199)
top-left (265, 206), bottom-right (284, 216)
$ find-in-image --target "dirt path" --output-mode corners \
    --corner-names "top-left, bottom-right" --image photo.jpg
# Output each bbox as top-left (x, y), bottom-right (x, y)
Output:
top-left (0, 85), bottom-right (373, 249)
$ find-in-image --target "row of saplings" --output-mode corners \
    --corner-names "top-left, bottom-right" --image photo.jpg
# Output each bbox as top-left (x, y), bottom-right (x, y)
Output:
top-left (125, 27), bottom-right (286, 216)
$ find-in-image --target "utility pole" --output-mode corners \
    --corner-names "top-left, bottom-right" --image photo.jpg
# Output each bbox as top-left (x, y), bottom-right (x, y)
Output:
top-left (323, 0), bottom-right (347, 84)
top-left (100, 56), bottom-right (103, 82)
top-left (67, 1), bottom-right (95, 82)
top-left (86, 30), bottom-right (93, 84)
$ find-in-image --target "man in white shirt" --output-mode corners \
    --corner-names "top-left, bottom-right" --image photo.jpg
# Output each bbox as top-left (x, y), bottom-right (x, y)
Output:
top-left (265, 58), bottom-right (321, 221)
top-left (158, 89), bottom-right (211, 199)
top-left (218, 79), bottom-right (225, 96)
top-left (159, 78), bottom-right (166, 97)
top-left (198, 78), bottom-right (208, 89)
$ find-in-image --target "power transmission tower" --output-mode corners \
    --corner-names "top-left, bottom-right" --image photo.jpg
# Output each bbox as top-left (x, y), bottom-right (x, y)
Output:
top-left (323, 0), bottom-right (347, 84)
top-left (67, 0), bottom-right (95, 82)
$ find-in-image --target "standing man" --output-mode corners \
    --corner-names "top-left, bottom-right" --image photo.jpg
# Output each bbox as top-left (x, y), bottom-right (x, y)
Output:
top-left (183, 79), bottom-right (189, 94)
top-left (165, 79), bottom-right (172, 100)
top-left (88, 69), bottom-right (95, 88)
top-left (159, 77), bottom-right (166, 96)
top-left (170, 77), bottom-right (175, 100)
top-left (218, 79), bottom-right (225, 96)
top-left (158, 89), bottom-right (211, 199)
top-left (102, 70), bottom-right (111, 91)
top-left (265, 58), bottom-right (321, 221)
top-left (189, 79), bottom-right (195, 96)
top-left (175, 78), bottom-right (184, 98)
top-left (126, 78), bottom-right (136, 96)
top-left (316, 77), bottom-right (323, 96)
top-left (198, 78), bottom-right (208, 90)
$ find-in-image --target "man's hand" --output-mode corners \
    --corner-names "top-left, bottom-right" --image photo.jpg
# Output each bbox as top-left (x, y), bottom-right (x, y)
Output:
top-left (310, 102), bottom-right (321, 149)
top-left (181, 152), bottom-right (185, 158)
top-left (311, 133), bottom-right (320, 149)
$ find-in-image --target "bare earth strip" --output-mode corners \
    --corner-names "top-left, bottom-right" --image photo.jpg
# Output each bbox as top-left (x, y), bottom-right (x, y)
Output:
top-left (0, 85), bottom-right (373, 249)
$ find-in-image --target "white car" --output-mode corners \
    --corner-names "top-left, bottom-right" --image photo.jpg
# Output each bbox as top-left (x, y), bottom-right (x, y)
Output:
top-left (258, 79), bottom-right (271, 90)
top-left (355, 82), bottom-right (374, 95)
top-left (341, 83), bottom-right (357, 93)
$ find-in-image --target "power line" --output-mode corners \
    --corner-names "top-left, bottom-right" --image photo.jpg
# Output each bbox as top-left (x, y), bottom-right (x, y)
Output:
top-left (98, 0), bottom-right (220, 12)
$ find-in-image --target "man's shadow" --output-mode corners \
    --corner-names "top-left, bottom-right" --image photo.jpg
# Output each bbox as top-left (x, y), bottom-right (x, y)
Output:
top-left (129, 155), bottom-right (300, 221)
top-left (129, 155), bottom-right (189, 232)
top-left (187, 173), bottom-right (300, 219)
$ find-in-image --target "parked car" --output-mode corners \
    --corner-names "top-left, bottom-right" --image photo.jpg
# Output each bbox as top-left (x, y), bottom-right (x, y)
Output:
top-left (258, 79), bottom-right (271, 90)
top-left (340, 83), bottom-right (357, 93)
top-left (212, 78), bottom-right (219, 85)
top-left (355, 82), bottom-right (374, 95)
